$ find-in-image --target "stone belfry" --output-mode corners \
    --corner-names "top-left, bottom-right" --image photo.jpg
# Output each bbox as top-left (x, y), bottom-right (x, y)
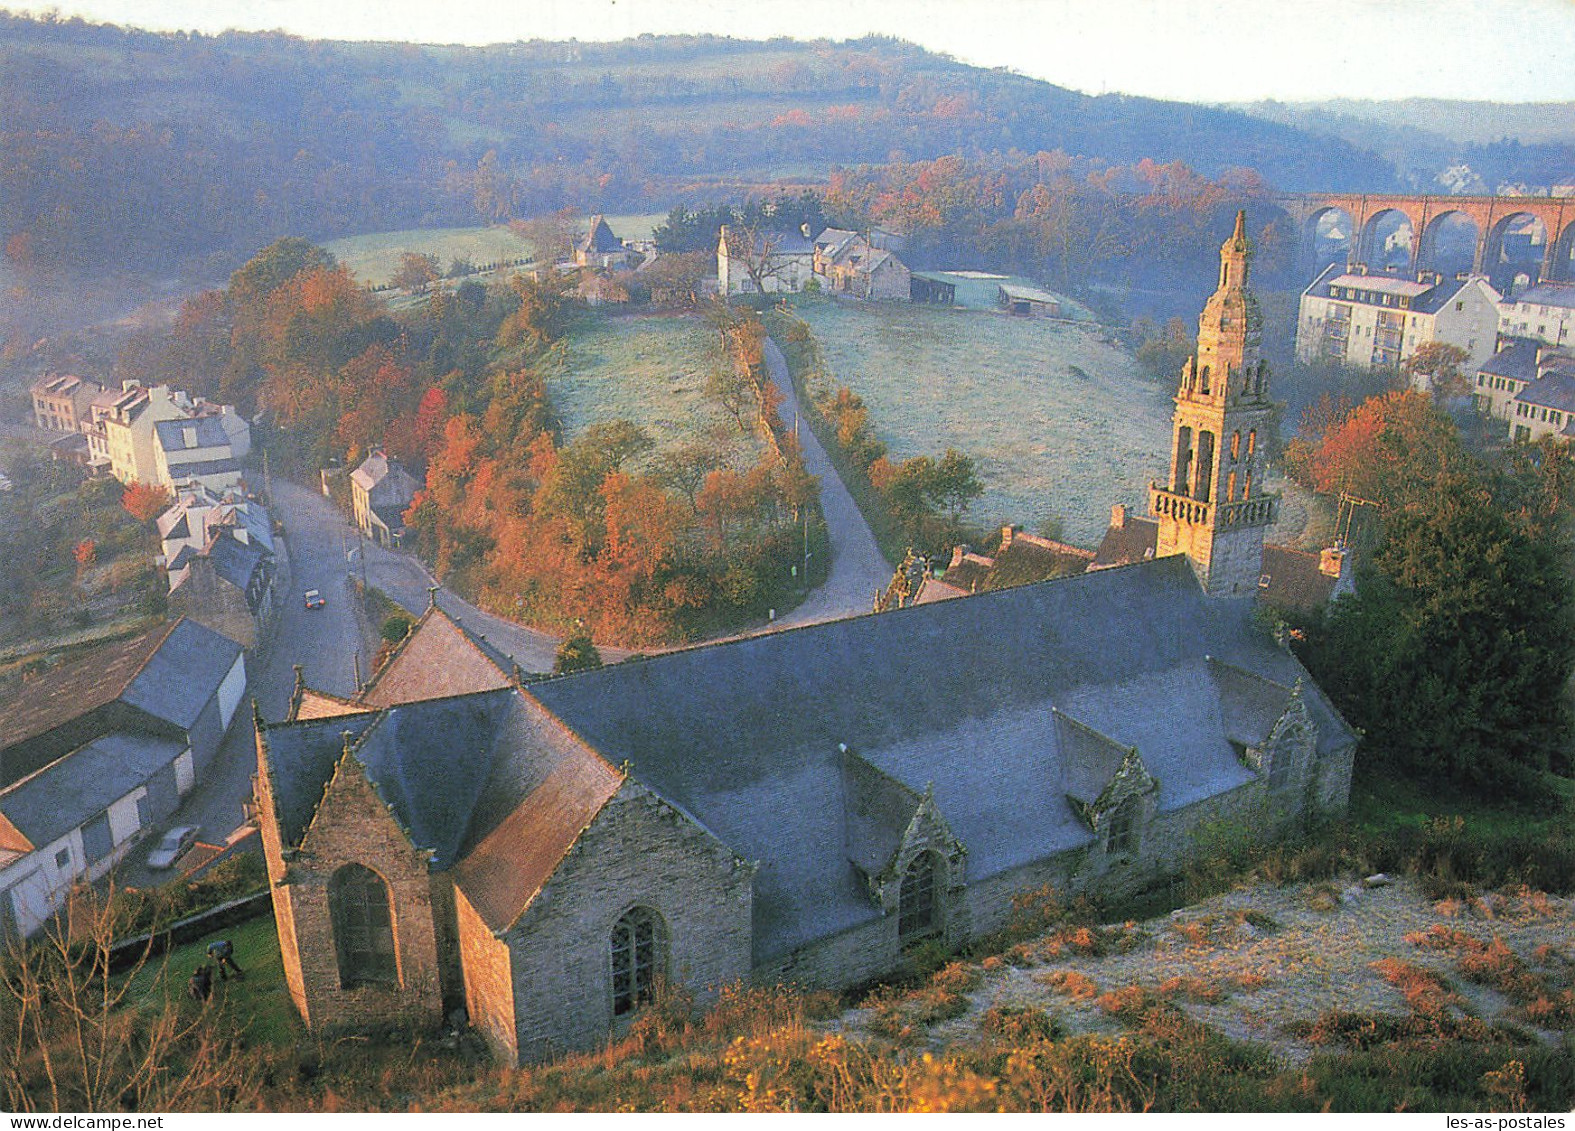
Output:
top-left (1149, 210), bottom-right (1278, 597)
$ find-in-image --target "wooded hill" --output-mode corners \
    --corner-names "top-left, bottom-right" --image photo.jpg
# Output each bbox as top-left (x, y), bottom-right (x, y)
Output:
top-left (0, 12), bottom-right (1398, 276)
top-left (1228, 98), bottom-right (1575, 193)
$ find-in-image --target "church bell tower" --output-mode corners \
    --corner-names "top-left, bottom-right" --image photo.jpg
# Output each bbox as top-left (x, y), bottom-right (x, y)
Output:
top-left (1150, 211), bottom-right (1278, 598)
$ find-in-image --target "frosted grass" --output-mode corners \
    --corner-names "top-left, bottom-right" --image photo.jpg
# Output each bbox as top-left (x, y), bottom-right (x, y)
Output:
top-left (799, 300), bottom-right (1175, 546)
top-left (552, 314), bottom-right (763, 466)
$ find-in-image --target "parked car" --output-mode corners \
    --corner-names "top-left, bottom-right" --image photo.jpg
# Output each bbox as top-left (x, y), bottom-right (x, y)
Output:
top-left (304, 588), bottom-right (325, 610)
top-left (147, 825), bottom-right (201, 869)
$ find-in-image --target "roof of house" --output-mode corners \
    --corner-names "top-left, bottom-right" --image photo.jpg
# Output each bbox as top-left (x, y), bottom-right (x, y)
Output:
top-left (117, 618), bottom-right (244, 730)
top-left (1304, 266), bottom-right (1492, 314)
top-left (983, 535), bottom-right (1093, 589)
top-left (940, 551), bottom-right (994, 592)
top-left (720, 226), bottom-right (815, 257)
top-left (154, 416), bottom-right (231, 453)
top-left (1512, 281), bottom-right (1575, 309)
top-left (528, 556), bottom-right (1353, 959)
top-left (1093, 513), bottom-right (1158, 569)
top-left (1258, 545), bottom-right (1340, 616)
top-left (1513, 370), bottom-right (1575, 413)
top-left (0, 623), bottom-right (179, 757)
top-left (0, 732), bottom-right (186, 849)
top-left (204, 532), bottom-right (268, 602)
top-left (1479, 339), bottom-right (1543, 381)
top-left (579, 216), bottom-right (623, 254)
top-left (998, 283), bottom-right (1062, 306)
top-left (840, 748), bottom-right (923, 877)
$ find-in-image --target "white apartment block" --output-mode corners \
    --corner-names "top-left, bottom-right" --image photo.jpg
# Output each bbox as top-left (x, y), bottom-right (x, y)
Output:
top-left (1295, 266), bottom-right (1501, 374)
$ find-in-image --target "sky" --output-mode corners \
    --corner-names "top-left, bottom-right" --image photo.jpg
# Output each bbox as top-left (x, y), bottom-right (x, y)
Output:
top-left (10, 0), bottom-right (1575, 103)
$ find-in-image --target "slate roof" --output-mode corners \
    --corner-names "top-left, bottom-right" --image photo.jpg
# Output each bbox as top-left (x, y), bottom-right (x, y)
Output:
top-left (450, 712), bottom-right (622, 932)
top-left (529, 556), bottom-right (1354, 959)
top-left (118, 618), bottom-right (243, 731)
top-left (1479, 339), bottom-right (1542, 382)
top-left (205, 533), bottom-right (268, 603)
top-left (0, 732), bottom-right (186, 849)
top-left (1054, 711), bottom-right (1131, 809)
top-left (154, 416), bottom-right (231, 452)
top-left (1303, 267), bottom-right (1487, 314)
top-left (347, 689), bottom-right (518, 868)
top-left (1258, 545), bottom-right (1340, 616)
top-left (722, 227), bottom-right (815, 257)
top-left (579, 216), bottom-right (622, 254)
top-left (261, 714), bottom-right (382, 847)
top-left (1514, 370), bottom-right (1575, 413)
top-left (1513, 281), bottom-right (1575, 310)
top-left (1093, 514), bottom-right (1158, 568)
top-left (0, 623), bottom-right (179, 758)
top-left (840, 748), bottom-right (922, 877)
top-left (359, 604), bottom-right (514, 708)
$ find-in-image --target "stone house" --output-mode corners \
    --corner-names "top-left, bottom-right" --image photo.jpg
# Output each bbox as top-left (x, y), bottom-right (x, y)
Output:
top-left (100, 382), bottom-right (250, 489)
top-left (0, 618), bottom-right (245, 937)
top-left (1498, 281), bottom-right (1575, 351)
top-left (159, 485), bottom-right (278, 649)
top-left (813, 228), bottom-right (912, 300)
top-left (574, 215), bottom-right (634, 269)
top-left (351, 450), bottom-right (421, 547)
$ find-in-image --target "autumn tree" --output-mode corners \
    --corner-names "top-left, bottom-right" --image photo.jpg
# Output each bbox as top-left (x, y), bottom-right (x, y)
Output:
top-left (392, 251), bottom-right (440, 294)
top-left (1402, 341), bottom-right (1471, 400)
top-left (1300, 390), bottom-right (1462, 510)
top-left (121, 483), bottom-right (171, 523)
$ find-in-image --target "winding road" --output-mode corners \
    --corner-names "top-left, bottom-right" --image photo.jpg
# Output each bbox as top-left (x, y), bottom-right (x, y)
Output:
top-left (137, 335), bottom-right (890, 864)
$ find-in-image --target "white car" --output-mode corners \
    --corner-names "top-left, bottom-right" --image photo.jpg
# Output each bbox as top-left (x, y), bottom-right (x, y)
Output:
top-left (146, 825), bottom-right (201, 869)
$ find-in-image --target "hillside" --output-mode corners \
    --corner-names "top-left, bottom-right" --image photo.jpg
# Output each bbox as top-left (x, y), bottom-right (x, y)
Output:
top-left (0, 13), bottom-right (1397, 278)
top-left (1229, 98), bottom-right (1575, 192)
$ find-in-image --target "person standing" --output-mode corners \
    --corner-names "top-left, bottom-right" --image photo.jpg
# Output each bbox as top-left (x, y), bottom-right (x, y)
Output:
top-left (206, 938), bottom-right (245, 981)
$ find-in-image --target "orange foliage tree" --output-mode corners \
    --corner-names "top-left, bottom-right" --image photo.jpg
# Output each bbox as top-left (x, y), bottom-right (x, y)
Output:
top-left (121, 483), bottom-right (171, 523)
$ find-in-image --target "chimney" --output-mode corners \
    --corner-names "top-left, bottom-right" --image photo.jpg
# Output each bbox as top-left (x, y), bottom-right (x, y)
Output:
top-left (801, 222), bottom-right (812, 239)
top-left (1000, 524), bottom-right (1018, 549)
top-left (1110, 503), bottom-right (1126, 530)
top-left (948, 544), bottom-right (968, 571)
top-left (1319, 546), bottom-right (1345, 578)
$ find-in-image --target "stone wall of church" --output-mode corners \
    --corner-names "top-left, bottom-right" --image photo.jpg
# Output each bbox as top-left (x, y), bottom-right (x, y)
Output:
top-left (501, 781), bottom-right (753, 1064)
top-left (254, 741), bottom-right (310, 1021)
top-left (454, 885), bottom-right (517, 1065)
top-left (286, 761), bottom-right (444, 1031)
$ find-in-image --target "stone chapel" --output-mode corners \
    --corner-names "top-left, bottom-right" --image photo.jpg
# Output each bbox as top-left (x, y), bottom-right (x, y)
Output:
top-left (255, 212), bottom-right (1357, 1064)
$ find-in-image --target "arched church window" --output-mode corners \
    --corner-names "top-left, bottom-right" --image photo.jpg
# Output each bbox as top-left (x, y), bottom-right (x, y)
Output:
top-left (1247, 430), bottom-right (1256, 458)
top-left (1105, 798), bottom-right (1141, 855)
top-left (1200, 366), bottom-right (1211, 395)
top-left (611, 907), bottom-right (666, 1016)
top-left (898, 851), bottom-right (941, 941)
top-left (1227, 471), bottom-right (1237, 502)
top-left (330, 863), bottom-right (398, 988)
top-left (1230, 431), bottom-right (1241, 462)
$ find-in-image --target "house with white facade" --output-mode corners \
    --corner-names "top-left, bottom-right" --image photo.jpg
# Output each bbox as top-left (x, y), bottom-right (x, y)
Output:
top-left (717, 225), bottom-right (817, 295)
top-left (1295, 267), bottom-right (1501, 374)
top-left (100, 382), bottom-right (250, 490)
top-left (1498, 281), bottom-right (1575, 351)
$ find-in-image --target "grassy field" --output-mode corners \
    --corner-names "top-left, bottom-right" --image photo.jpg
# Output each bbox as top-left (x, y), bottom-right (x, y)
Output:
top-left (793, 297), bottom-right (1314, 548)
top-left (553, 313), bottom-right (764, 466)
top-left (324, 214), bottom-right (667, 287)
top-left (123, 914), bottom-right (298, 1046)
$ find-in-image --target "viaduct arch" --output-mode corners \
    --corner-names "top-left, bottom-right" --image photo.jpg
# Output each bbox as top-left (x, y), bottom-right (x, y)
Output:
top-left (1279, 193), bottom-right (1575, 285)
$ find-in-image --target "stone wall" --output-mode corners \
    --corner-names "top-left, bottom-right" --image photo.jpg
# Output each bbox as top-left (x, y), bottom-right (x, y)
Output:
top-left (169, 557), bottom-right (258, 651)
top-left (454, 885), bottom-right (517, 1064)
top-left (254, 737), bottom-right (310, 1020)
top-left (501, 781), bottom-right (753, 1063)
top-left (283, 755), bottom-right (443, 1030)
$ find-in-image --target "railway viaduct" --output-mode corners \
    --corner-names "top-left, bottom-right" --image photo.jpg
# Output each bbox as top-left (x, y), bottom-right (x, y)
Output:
top-left (1277, 192), bottom-right (1575, 284)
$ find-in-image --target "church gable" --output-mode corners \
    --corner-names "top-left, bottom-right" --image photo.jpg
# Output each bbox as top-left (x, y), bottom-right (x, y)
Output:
top-left (359, 604), bottom-right (513, 709)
